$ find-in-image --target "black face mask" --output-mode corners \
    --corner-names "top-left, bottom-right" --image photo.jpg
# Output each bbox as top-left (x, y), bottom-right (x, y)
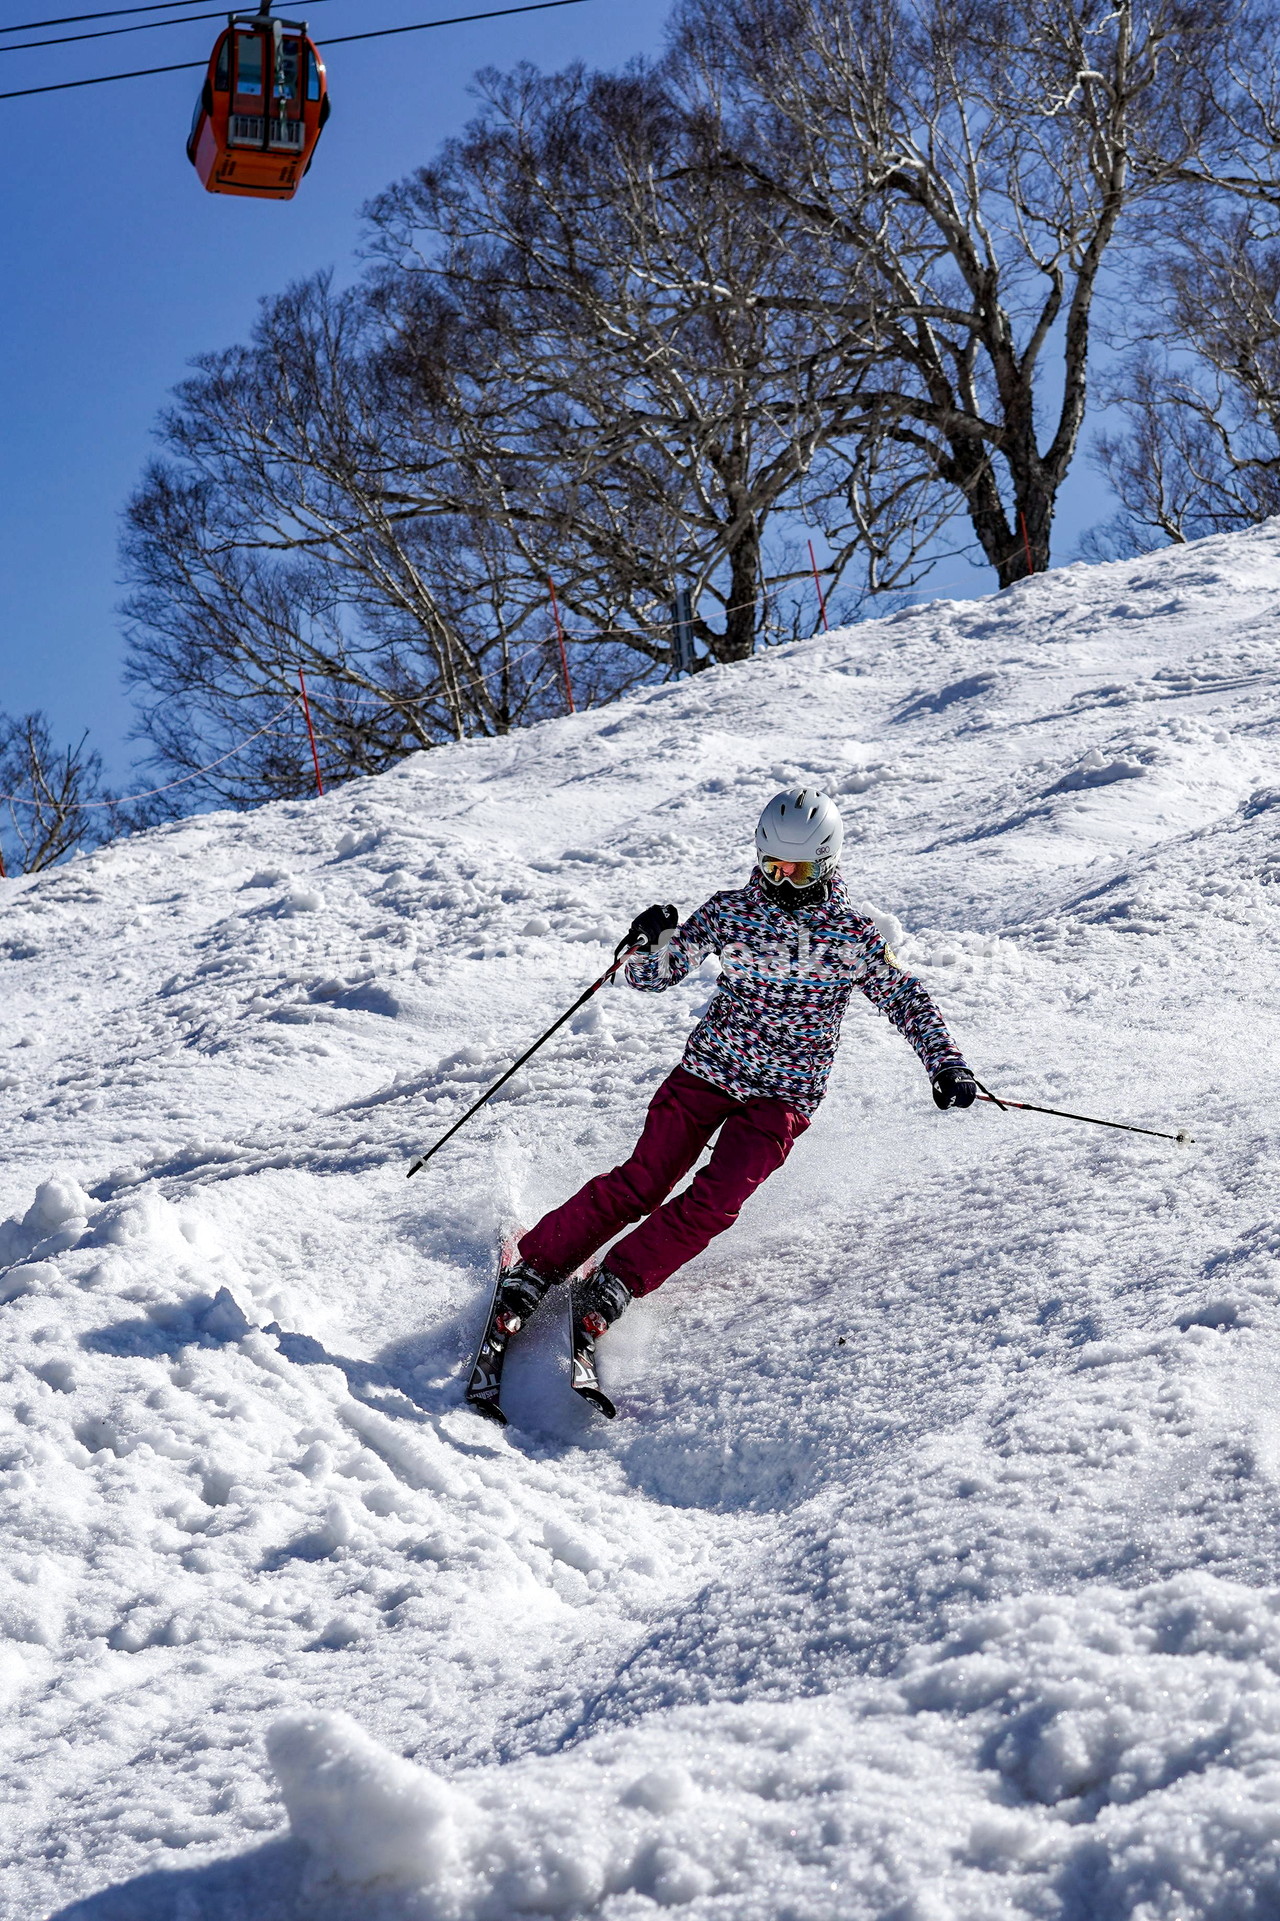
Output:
top-left (759, 872), bottom-right (831, 911)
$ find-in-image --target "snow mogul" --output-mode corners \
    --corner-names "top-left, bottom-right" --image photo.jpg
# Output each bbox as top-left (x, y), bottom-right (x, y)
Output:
top-left (470, 788), bottom-right (975, 1419)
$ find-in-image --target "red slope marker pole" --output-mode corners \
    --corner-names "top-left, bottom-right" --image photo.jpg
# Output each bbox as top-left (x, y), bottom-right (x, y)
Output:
top-left (407, 944), bottom-right (639, 1177)
top-left (1019, 511), bottom-right (1035, 578)
top-left (547, 576), bottom-right (576, 714)
top-left (808, 540), bottom-right (830, 632)
top-left (297, 669), bottom-right (324, 797)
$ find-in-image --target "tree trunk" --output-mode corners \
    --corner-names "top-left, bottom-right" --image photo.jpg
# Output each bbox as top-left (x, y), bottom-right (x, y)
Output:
top-left (714, 512), bottom-right (761, 661)
top-left (946, 396), bottom-right (1054, 588)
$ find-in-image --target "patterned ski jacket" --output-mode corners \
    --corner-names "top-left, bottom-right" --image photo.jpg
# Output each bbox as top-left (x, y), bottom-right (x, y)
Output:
top-left (625, 869), bottom-right (966, 1116)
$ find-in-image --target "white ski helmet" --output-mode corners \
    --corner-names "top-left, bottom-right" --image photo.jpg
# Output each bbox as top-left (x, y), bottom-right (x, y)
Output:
top-left (755, 788), bottom-right (843, 894)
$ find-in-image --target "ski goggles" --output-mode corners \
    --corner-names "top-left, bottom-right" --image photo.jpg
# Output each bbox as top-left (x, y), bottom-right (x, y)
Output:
top-left (760, 855), bottom-right (826, 886)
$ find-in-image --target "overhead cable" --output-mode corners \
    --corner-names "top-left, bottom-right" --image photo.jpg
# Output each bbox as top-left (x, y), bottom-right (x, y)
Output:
top-left (1, 3), bottom-right (332, 56)
top-left (0, 0), bottom-right (206, 33)
top-left (0, 0), bottom-right (587, 97)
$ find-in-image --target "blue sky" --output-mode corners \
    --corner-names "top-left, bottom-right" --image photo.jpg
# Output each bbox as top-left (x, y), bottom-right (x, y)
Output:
top-left (0, 0), bottom-right (1106, 794)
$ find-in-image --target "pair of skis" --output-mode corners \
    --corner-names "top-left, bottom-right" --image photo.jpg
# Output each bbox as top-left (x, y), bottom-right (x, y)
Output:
top-left (464, 1237), bottom-right (616, 1426)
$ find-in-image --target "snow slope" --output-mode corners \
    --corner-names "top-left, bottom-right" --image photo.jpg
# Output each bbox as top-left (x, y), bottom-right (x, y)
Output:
top-left (5, 525), bottom-right (1280, 1919)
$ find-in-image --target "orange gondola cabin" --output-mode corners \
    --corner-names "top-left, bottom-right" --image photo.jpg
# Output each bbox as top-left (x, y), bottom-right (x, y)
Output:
top-left (187, 12), bottom-right (329, 199)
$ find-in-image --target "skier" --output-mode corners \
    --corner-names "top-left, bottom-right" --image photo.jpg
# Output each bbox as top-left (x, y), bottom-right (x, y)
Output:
top-left (475, 788), bottom-right (975, 1416)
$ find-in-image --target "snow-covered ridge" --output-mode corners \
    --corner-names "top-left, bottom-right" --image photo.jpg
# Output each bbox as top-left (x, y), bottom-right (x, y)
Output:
top-left (6, 525), bottom-right (1280, 1918)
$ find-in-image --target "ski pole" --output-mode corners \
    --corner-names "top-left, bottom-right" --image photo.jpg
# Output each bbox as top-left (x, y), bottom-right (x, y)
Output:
top-left (406, 945), bottom-right (639, 1178)
top-left (972, 1078), bottom-right (1193, 1145)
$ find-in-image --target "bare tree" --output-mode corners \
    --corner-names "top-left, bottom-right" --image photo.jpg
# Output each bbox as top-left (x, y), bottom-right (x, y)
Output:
top-left (122, 62), bottom-right (946, 807)
top-left (366, 61), bottom-right (945, 663)
top-left (674, 0), bottom-right (1244, 583)
top-left (122, 274), bottom-right (617, 805)
top-left (1089, 213), bottom-right (1280, 549)
top-left (0, 712), bottom-right (119, 875)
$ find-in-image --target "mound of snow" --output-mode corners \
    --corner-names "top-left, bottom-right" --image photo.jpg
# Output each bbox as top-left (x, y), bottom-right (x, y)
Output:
top-left (269, 1712), bottom-right (465, 1892)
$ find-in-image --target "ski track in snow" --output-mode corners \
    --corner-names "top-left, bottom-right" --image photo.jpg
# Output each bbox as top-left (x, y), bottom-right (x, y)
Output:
top-left (4, 529), bottom-right (1280, 1917)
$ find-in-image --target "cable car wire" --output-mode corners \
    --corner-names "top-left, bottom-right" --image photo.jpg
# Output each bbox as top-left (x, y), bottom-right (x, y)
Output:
top-left (2, 2), bottom-right (334, 55)
top-left (0, 0), bottom-right (587, 94)
top-left (0, 0), bottom-right (220, 34)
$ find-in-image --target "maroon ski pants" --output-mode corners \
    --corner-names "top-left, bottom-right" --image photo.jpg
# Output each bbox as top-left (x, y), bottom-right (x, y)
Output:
top-left (518, 1064), bottom-right (810, 1297)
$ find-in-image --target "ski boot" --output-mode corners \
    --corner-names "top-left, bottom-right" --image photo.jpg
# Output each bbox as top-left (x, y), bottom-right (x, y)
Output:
top-left (494, 1258), bottom-right (556, 1336)
top-left (569, 1267), bottom-right (632, 1418)
top-left (465, 1257), bottom-right (557, 1424)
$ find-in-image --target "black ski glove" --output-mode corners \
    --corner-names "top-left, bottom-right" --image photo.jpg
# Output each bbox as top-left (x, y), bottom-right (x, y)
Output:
top-left (932, 1065), bottom-right (977, 1110)
top-left (618, 903), bottom-right (679, 959)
